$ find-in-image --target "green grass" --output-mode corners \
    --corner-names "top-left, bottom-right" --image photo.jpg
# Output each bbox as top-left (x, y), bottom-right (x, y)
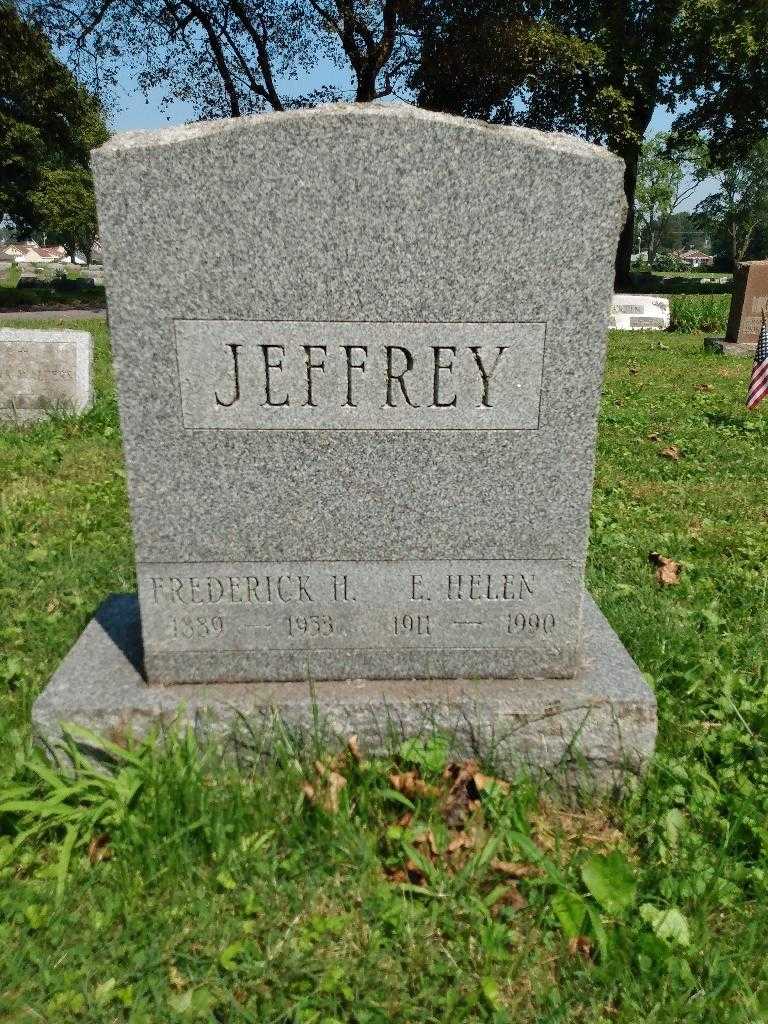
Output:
top-left (0, 264), bottom-right (106, 309)
top-left (1, 321), bottom-right (768, 1022)
top-left (629, 270), bottom-right (732, 296)
top-left (668, 293), bottom-right (731, 333)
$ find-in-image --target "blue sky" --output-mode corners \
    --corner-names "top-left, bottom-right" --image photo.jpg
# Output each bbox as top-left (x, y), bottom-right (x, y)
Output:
top-left (109, 59), bottom-right (714, 211)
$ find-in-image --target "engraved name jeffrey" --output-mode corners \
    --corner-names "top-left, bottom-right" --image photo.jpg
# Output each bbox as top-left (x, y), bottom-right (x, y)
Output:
top-left (174, 322), bottom-right (546, 429)
top-left (213, 342), bottom-right (508, 410)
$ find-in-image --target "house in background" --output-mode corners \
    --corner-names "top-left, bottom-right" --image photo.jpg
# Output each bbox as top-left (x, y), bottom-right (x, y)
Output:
top-left (0, 242), bottom-right (68, 264)
top-left (677, 249), bottom-right (715, 268)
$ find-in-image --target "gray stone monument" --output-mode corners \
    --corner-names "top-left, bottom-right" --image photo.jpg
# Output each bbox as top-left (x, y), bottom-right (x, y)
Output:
top-left (0, 328), bottom-right (92, 424)
top-left (34, 104), bottom-right (656, 783)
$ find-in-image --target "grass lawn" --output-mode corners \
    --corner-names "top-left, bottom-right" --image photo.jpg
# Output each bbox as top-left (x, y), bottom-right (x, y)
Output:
top-left (0, 263), bottom-right (106, 310)
top-left (1, 319), bottom-right (768, 1022)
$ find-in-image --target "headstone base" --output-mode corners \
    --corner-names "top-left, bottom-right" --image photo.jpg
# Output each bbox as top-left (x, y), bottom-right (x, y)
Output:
top-left (704, 336), bottom-right (755, 357)
top-left (33, 593), bottom-right (656, 790)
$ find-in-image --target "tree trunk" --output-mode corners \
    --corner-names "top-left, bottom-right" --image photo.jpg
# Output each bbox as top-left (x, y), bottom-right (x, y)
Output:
top-left (614, 140), bottom-right (641, 289)
top-left (355, 67), bottom-right (378, 102)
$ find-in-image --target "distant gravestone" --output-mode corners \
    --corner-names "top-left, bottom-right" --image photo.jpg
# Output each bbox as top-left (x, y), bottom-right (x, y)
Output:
top-left (609, 294), bottom-right (670, 331)
top-left (34, 105), bottom-right (656, 783)
top-left (0, 329), bottom-right (92, 424)
top-left (704, 260), bottom-right (767, 356)
top-left (726, 261), bottom-right (768, 346)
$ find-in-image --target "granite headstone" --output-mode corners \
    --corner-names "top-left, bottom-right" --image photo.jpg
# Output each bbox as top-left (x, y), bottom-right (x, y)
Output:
top-left (704, 260), bottom-right (767, 356)
top-left (726, 260), bottom-right (768, 346)
top-left (609, 294), bottom-right (670, 331)
top-left (34, 104), bottom-right (656, 781)
top-left (0, 328), bottom-right (92, 424)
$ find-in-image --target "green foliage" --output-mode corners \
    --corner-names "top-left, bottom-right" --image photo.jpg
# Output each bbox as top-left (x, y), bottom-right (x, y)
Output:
top-left (635, 134), bottom-right (708, 264)
top-left (0, 4), bottom-right (108, 230)
top-left (696, 138), bottom-right (768, 265)
top-left (0, 726), bottom-right (149, 902)
top-left (669, 293), bottom-right (731, 332)
top-left (653, 251), bottom-right (685, 273)
top-left (30, 167), bottom-right (99, 262)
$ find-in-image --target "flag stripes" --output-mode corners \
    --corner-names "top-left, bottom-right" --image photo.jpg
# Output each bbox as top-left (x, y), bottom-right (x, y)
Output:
top-left (747, 312), bottom-right (768, 410)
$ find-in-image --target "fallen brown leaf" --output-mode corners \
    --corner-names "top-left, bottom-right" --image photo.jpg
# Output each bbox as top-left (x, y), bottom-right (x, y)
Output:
top-left (473, 773), bottom-right (510, 795)
top-left (87, 833), bottom-right (112, 864)
top-left (649, 551), bottom-right (682, 586)
top-left (301, 770), bottom-right (347, 813)
top-left (413, 829), bottom-right (439, 858)
top-left (169, 965), bottom-right (186, 992)
top-left (660, 444), bottom-right (681, 460)
top-left (491, 884), bottom-right (527, 914)
top-left (389, 771), bottom-right (439, 799)
top-left (386, 860), bottom-right (428, 886)
top-left (446, 831), bottom-right (475, 855)
top-left (346, 735), bottom-right (363, 764)
top-left (568, 935), bottom-right (594, 961)
top-left (490, 858), bottom-right (541, 879)
top-left (442, 761), bottom-right (482, 827)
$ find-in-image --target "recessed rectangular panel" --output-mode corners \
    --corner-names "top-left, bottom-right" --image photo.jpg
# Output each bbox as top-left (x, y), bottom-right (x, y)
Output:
top-left (174, 320), bottom-right (545, 430)
top-left (139, 556), bottom-right (576, 664)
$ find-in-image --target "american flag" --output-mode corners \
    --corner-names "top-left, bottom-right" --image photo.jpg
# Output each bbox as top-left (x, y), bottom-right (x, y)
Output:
top-left (747, 311), bottom-right (768, 410)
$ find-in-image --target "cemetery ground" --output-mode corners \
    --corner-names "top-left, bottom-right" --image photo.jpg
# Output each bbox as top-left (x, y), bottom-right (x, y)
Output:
top-left (0, 318), bottom-right (767, 1023)
top-left (0, 263), bottom-right (106, 312)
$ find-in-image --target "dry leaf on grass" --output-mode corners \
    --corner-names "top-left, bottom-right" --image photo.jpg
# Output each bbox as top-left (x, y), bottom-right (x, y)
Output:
top-left (389, 771), bottom-right (439, 799)
top-left (346, 735), bottom-right (363, 764)
top-left (568, 935), bottom-right (594, 960)
top-left (490, 858), bottom-right (541, 879)
top-left (660, 444), bottom-right (681, 460)
top-left (301, 769), bottom-right (347, 814)
top-left (169, 966), bottom-right (186, 992)
top-left (649, 551), bottom-right (682, 586)
top-left (491, 884), bottom-right (527, 913)
top-left (87, 834), bottom-right (112, 864)
top-left (473, 772), bottom-right (510, 795)
top-left (446, 831), bottom-right (476, 855)
top-left (412, 829), bottom-right (439, 858)
top-left (442, 761), bottom-right (482, 827)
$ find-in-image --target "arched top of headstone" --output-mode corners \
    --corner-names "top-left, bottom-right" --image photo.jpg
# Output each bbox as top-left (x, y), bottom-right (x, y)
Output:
top-left (95, 101), bottom-right (620, 168)
top-left (92, 102), bottom-right (625, 326)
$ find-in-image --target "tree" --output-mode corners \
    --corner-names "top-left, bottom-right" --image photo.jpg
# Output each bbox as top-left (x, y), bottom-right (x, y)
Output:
top-left (30, 168), bottom-right (99, 262)
top-left (22, 0), bottom-right (416, 118)
top-left (20, 0), bottom-right (768, 286)
top-left (696, 140), bottom-right (768, 268)
top-left (634, 133), bottom-right (707, 264)
top-left (402, 0), bottom-right (768, 286)
top-left (0, 3), bottom-right (108, 232)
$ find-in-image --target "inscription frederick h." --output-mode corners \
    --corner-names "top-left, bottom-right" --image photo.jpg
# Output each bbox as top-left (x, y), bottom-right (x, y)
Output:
top-left (175, 321), bottom-right (546, 430)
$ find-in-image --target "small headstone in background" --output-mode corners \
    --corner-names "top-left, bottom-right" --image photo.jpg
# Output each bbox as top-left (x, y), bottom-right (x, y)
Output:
top-left (609, 294), bottom-right (670, 331)
top-left (0, 329), bottom-right (92, 424)
top-left (725, 260), bottom-right (768, 347)
top-left (704, 260), bottom-right (765, 357)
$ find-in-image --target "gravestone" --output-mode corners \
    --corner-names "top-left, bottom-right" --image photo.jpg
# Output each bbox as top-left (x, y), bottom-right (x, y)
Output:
top-left (705, 261), bottom-right (767, 356)
top-left (0, 328), bottom-right (92, 424)
top-left (34, 104), bottom-right (656, 783)
top-left (610, 294), bottom-right (670, 331)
